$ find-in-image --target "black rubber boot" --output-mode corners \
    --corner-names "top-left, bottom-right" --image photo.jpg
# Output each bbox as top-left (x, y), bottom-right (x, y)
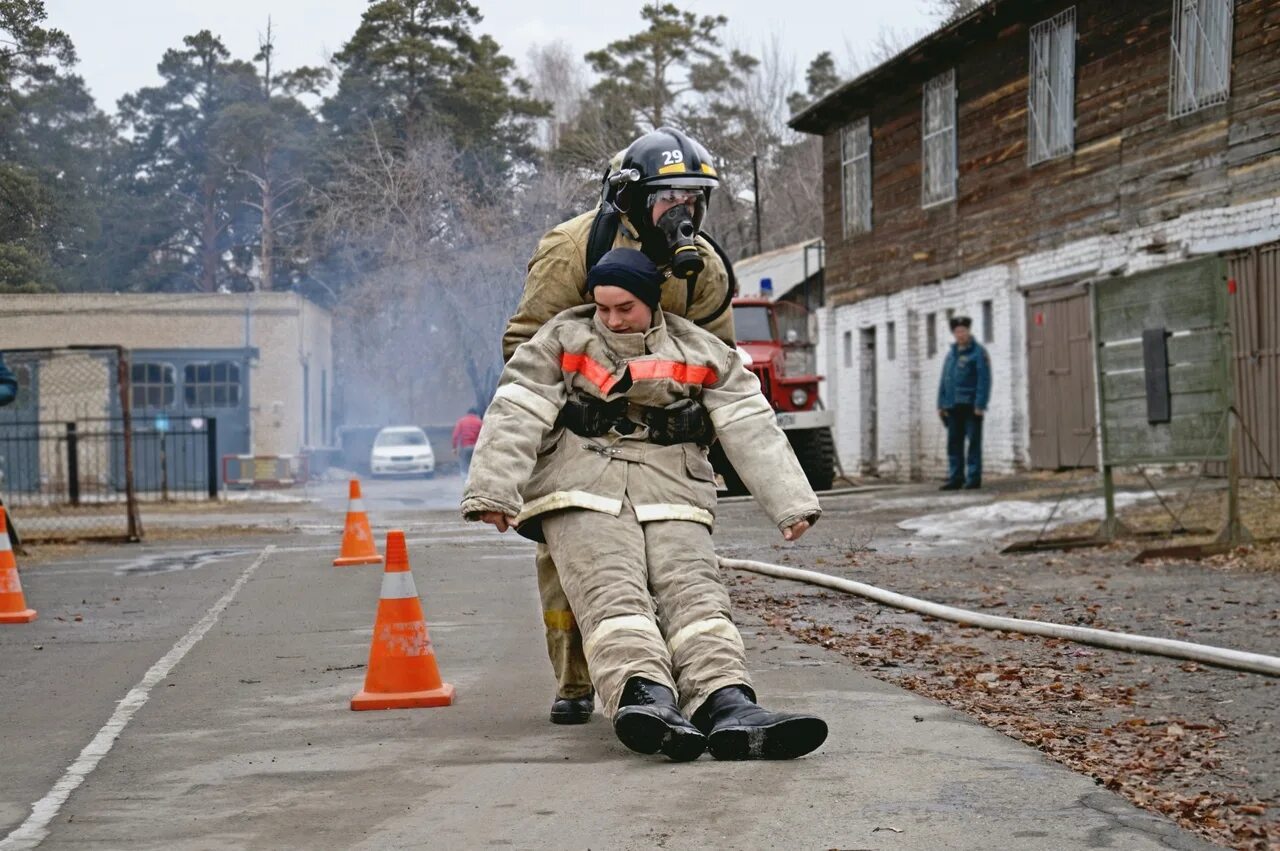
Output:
top-left (940, 480), bottom-right (963, 491)
top-left (692, 685), bottom-right (828, 761)
top-left (550, 692), bottom-right (594, 725)
top-left (613, 677), bottom-right (706, 762)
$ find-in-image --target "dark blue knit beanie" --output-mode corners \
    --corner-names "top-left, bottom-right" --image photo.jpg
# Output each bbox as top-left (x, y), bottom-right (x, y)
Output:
top-left (586, 248), bottom-right (664, 310)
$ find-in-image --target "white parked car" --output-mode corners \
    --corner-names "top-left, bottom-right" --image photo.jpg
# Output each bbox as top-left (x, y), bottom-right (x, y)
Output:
top-left (369, 426), bottom-right (435, 478)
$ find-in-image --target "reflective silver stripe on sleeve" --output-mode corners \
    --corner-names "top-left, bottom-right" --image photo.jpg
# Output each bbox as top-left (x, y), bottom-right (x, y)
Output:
top-left (493, 383), bottom-right (560, 428)
top-left (709, 395), bottom-right (772, 430)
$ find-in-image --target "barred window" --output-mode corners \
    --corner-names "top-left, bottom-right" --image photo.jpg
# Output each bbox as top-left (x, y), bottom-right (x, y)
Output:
top-left (1028, 7), bottom-right (1076, 165)
top-left (922, 69), bottom-right (957, 207)
top-left (841, 117), bottom-right (872, 236)
top-left (184, 362), bottom-right (241, 408)
top-left (130, 362), bottom-right (176, 409)
top-left (1169, 0), bottom-right (1233, 117)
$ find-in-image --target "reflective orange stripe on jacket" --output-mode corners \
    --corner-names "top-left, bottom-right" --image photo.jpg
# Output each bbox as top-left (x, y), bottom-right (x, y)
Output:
top-left (629, 360), bottom-right (718, 386)
top-left (561, 352), bottom-right (620, 393)
top-left (561, 353), bottom-right (717, 393)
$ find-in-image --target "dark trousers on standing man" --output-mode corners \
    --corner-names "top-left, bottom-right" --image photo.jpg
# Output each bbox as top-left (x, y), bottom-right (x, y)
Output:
top-left (944, 404), bottom-right (983, 487)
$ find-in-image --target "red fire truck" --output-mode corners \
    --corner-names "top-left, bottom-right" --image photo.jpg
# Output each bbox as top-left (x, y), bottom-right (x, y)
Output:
top-left (711, 297), bottom-right (836, 493)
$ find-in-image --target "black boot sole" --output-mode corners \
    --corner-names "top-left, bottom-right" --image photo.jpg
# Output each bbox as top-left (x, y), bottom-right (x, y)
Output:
top-left (614, 711), bottom-right (707, 762)
top-left (550, 707), bottom-right (593, 725)
top-left (547, 706), bottom-right (591, 721)
top-left (707, 716), bottom-right (828, 760)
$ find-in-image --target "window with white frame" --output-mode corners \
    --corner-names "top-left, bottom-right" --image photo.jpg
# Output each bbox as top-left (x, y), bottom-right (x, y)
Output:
top-left (841, 117), bottom-right (872, 236)
top-left (843, 331), bottom-right (853, 368)
top-left (1028, 7), bottom-right (1076, 164)
top-left (886, 321), bottom-right (897, 361)
top-left (1169, 0), bottom-right (1233, 117)
top-left (921, 69), bottom-right (957, 207)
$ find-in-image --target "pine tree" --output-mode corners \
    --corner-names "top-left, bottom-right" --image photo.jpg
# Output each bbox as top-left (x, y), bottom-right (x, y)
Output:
top-left (581, 3), bottom-right (747, 130)
top-left (787, 51), bottom-right (841, 116)
top-left (0, 0), bottom-right (110, 292)
top-left (323, 0), bottom-right (543, 175)
top-left (115, 31), bottom-right (259, 292)
top-left (212, 20), bottom-right (326, 291)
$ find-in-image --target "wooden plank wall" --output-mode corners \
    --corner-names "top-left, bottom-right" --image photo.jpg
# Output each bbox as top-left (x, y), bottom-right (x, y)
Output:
top-left (821, 0), bottom-right (1280, 306)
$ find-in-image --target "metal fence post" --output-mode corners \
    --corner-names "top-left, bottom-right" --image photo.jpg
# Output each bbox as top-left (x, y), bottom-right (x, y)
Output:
top-left (159, 429), bottom-right (169, 502)
top-left (66, 422), bottom-right (80, 506)
top-left (207, 417), bottom-right (219, 500)
top-left (117, 350), bottom-right (142, 540)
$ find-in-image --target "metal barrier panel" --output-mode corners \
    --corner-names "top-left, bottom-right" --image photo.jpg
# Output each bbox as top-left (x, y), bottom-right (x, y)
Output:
top-left (0, 347), bottom-right (141, 542)
top-left (222, 454), bottom-right (309, 488)
top-left (129, 417), bottom-right (221, 503)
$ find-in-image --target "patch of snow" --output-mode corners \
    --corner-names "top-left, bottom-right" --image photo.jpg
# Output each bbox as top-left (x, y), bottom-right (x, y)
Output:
top-left (224, 490), bottom-right (316, 504)
top-left (871, 493), bottom-right (992, 511)
top-left (897, 492), bottom-right (1149, 541)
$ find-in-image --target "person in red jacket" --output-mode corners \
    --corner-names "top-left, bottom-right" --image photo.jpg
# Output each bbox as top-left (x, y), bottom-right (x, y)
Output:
top-left (452, 408), bottom-right (483, 476)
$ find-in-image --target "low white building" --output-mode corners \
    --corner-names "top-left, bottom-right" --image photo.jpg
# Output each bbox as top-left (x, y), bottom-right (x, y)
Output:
top-left (0, 292), bottom-right (333, 461)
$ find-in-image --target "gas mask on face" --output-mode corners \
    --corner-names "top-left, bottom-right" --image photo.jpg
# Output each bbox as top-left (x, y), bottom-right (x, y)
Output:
top-left (640, 188), bottom-right (707, 280)
top-left (655, 205), bottom-right (703, 280)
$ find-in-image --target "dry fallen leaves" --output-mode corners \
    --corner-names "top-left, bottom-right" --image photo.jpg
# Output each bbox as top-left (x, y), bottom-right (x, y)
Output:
top-left (734, 587), bottom-right (1279, 851)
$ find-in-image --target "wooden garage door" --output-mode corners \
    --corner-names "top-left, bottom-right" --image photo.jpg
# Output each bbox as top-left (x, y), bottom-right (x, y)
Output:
top-left (1228, 244), bottom-right (1280, 478)
top-left (1027, 288), bottom-right (1098, 469)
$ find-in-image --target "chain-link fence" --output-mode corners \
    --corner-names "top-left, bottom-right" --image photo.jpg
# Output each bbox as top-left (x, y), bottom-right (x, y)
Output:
top-left (0, 347), bottom-right (142, 542)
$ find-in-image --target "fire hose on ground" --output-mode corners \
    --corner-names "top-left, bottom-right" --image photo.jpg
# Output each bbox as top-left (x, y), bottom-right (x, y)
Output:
top-left (720, 557), bottom-right (1280, 678)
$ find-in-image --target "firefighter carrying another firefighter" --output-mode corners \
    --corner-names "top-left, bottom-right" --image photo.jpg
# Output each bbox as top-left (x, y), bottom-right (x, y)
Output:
top-left (463, 248), bottom-right (827, 761)
top-left (502, 127), bottom-right (738, 725)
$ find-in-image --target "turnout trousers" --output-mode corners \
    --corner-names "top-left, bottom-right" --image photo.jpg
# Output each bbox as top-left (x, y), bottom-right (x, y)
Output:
top-left (541, 500), bottom-right (751, 718)
top-left (536, 544), bottom-right (593, 699)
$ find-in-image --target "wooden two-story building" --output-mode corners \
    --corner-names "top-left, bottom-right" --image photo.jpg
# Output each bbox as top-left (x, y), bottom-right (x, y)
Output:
top-left (792, 0), bottom-right (1279, 479)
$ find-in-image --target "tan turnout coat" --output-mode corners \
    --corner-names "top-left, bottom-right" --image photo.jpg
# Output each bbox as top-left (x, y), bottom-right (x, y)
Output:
top-left (463, 305), bottom-right (820, 541)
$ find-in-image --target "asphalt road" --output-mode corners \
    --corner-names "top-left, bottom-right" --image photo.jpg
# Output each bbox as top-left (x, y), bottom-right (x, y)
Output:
top-left (0, 484), bottom-right (1217, 850)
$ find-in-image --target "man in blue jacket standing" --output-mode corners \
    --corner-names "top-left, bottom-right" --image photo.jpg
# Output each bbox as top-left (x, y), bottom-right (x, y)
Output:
top-left (937, 316), bottom-right (991, 490)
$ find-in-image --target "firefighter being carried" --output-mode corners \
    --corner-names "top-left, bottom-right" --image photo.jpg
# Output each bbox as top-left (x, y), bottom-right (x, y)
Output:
top-left (462, 248), bottom-right (828, 762)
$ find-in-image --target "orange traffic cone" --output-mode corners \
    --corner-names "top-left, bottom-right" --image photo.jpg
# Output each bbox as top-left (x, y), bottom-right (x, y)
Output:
top-left (334, 479), bottom-right (383, 567)
top-left (351, 530), bottom-right (454, 710)
top-left (0, 507), bottom-right (37, 624)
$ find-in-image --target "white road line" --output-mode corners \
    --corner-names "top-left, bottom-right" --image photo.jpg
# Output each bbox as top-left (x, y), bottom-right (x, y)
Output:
top-left (0, 545), bottom-right (277, 851)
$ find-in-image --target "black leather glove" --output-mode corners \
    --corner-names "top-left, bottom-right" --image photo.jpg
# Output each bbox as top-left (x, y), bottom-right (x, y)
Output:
top-left (645, 397), bottom-right (713, 445)
top-left (559, 395), bottom-right (627, 436)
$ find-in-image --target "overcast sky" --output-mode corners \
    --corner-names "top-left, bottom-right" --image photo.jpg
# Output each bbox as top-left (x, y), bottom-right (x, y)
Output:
top-left (44, 0), bottom-right (938, 113)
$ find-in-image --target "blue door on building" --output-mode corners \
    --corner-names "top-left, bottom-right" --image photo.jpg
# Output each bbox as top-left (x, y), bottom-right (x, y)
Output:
top-left (124, 349), bottom-right (252, 493)
top-left (0, 360), bottom-right (40, 493)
